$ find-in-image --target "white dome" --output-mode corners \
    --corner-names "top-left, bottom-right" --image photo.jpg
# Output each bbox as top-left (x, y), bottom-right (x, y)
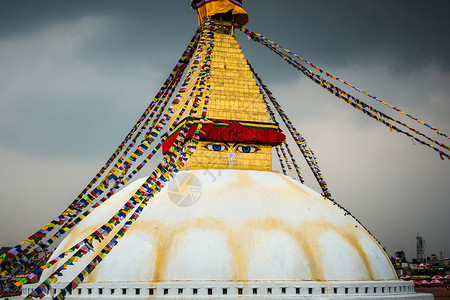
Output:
top-left (42, 169), bottom-right (396, 283)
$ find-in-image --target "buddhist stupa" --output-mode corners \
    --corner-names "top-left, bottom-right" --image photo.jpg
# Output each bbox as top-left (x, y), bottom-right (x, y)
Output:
top-left (18, 1), bottom-right (432, 299)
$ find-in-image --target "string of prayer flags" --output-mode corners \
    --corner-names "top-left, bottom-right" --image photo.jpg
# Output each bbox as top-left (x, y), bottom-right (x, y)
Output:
top-left (275, 146), bottom-right (287, 176)
top-left (283, 140), bottom-right (304, 183)
top-left (260, 87), bottom-right (303, 181)
top-left (269, 42), bottom-right (450, 154)
top-left (0, 28), bottom-right (207, 293)
top-left (0, 30), bottom-right (203, 280)
top-left (249, 62), bottom-right (333, 200)
top-left (1, 57), bottom-right (190, 284)
top-left (239, 25), bottom-right (450, 141)
top-left (246, 31), bottom-right (450, 161)
top-left (271, 43), bottom-right (449, 159)
top-left (47, 21), bottom-right (215, 299)
top-left (279, 141), bottom-right (293, 171)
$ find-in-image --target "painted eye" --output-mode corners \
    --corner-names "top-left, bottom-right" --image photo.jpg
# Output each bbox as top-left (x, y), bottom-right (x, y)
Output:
top-left (205, 144), bottom-right (226, 151)
top-left (237, 146), bottom-right (259, 153)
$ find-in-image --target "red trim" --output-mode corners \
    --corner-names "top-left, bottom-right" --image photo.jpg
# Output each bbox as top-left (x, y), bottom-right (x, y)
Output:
top-left (163, 120), bottom-right (285, 153)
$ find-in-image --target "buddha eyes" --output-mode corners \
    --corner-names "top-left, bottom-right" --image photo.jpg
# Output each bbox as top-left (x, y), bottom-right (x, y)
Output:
top-left (237, 146), bottom-right (259, 153)
top-left (206, 144), bottom-right (226, 151)
top-left (205, 144), bottom-right (259, 153)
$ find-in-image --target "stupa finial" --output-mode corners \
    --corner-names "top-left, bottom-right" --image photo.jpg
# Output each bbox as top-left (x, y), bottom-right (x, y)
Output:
top-left (166, 3), bottom-right (283, 171)
top-left (190, 0), bottom-right (249, 27)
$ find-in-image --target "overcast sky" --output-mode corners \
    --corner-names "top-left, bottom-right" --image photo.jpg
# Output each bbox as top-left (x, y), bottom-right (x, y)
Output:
top-left (0, 0), bottom-right (449, 261)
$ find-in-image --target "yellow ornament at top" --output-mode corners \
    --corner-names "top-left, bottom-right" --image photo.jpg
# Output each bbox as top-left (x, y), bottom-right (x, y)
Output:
top-left (191, 0), bottom-right (249, 27)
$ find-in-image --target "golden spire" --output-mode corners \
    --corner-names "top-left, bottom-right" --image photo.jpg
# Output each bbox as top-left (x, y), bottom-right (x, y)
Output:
top-left (167, 4), bottom-right (284, 171)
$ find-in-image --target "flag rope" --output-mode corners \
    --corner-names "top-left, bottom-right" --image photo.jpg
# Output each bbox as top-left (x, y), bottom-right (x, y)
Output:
top-left (239, 25), bottom-right (450, 141)
top-left (0, 26), bottom-right (209, 296)
top-left (48, 21), bottom-right (214, 300)
top-left (18, 20), bottom-right (214, 300)
top-left (0, 29), bottom-right (202, 282)
top-left (249, 62), bottom-right (333, 200)
top-left (242, 28), bottom-right (449, 161)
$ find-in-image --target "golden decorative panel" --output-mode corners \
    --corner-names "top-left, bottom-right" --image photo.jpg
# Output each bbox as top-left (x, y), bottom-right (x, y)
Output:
top-left (183, 140), bottom-right (272, 171)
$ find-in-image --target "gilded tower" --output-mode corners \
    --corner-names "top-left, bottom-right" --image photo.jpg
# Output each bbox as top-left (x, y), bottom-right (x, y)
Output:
top-left (167, 2), bottom-right (285, 171)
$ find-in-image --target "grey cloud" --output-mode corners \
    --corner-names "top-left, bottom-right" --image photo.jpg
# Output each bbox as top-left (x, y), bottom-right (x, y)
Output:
top-left (0, 16), bottom-right (165, 159)
top-left (241, 0), bottom-right (450, 82)
top-left (3, 0), bottom-right (449, 73)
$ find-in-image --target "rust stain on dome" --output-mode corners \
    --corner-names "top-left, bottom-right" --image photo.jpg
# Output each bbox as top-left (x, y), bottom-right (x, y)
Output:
top-left (141, 217), bottom-right (380, 282)
top-left (339, 224), bottom-right (375, 280)
top-left (152, 217), bottom-right (228, 282)
top-left (278, 175), bottom-right (315, 199)
top-left (241, 217), bottom-right (324, 280)
top-left (227, 224), bottom-right (250, 281)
